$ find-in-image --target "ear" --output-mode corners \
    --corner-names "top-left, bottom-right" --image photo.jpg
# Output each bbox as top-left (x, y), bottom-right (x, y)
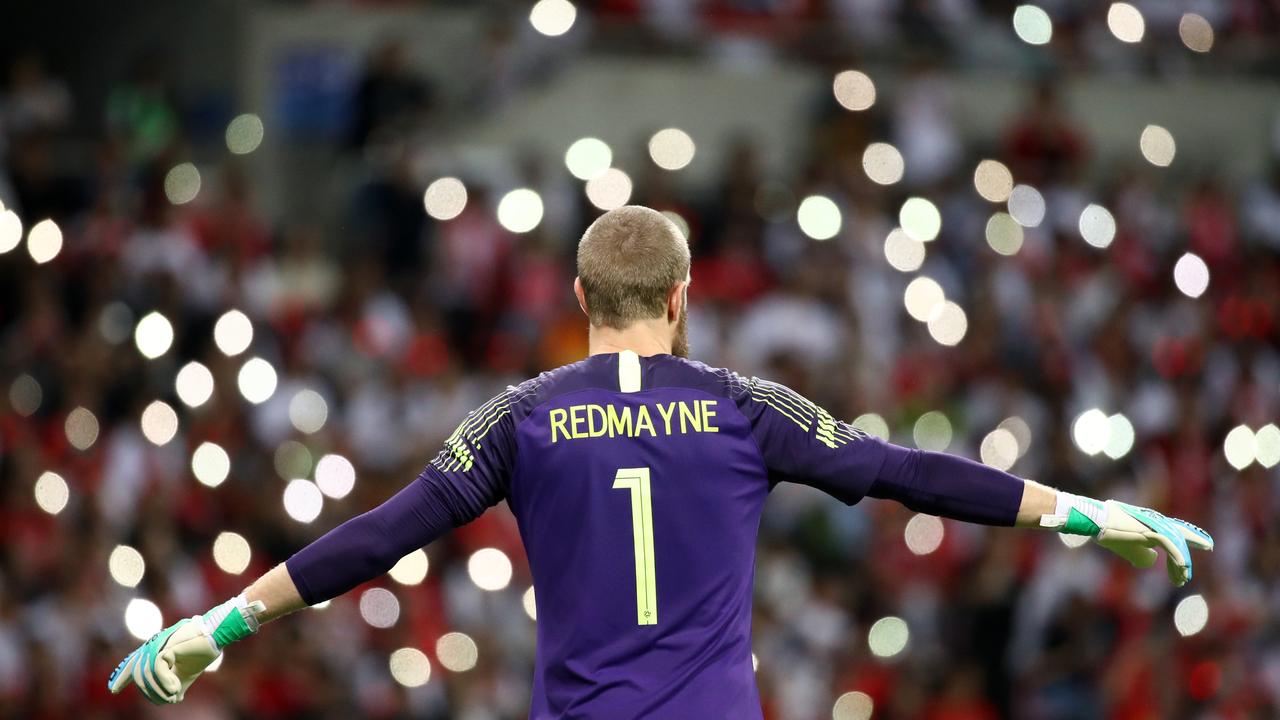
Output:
top-left (667, 280), bottom-right (688, 323)
top-left (574, 277), bottom-right (589, 318)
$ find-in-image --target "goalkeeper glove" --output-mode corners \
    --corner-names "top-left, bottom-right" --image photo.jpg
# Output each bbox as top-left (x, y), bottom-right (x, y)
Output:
top-left (1042, 493), bottom-right (1214, 586)
top-left (108, 594), bottom-right (264, 704)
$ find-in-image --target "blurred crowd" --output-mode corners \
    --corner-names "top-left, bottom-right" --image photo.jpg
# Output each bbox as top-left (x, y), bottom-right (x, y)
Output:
top-left (1, 3), bottom-right (1279, 720)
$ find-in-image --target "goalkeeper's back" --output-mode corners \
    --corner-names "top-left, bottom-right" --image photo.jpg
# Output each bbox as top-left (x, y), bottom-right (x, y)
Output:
top-left (424, 349), bottom-right (886, 719)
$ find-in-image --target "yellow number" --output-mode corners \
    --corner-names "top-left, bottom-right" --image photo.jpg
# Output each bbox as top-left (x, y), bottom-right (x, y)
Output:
top-left (613, 467), bottom-right (657, 625)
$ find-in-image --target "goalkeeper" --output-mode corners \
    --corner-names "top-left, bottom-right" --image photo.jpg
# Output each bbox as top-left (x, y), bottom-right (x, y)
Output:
top-left (108, 206), bottom-right (1213, 714)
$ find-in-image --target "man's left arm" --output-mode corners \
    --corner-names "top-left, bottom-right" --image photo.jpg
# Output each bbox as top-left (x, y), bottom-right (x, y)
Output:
top-left (869, 443), bottom-right (1214, 587)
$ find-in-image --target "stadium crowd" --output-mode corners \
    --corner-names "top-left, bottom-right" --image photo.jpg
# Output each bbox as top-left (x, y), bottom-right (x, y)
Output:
top-left (1, 5), bottom-right (1279, 719)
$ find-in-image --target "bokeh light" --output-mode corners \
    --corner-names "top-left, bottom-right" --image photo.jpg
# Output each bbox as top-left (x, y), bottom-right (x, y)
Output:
top-left (1012, 5), bottom-right (1053, 45)
top-left (238, 357), bottom-right (278, 404)
top-left (1008, 184), bottom-right (1045, 227)
top-left (999, 416), bottom-right (1032, 458)
top-left (389, 549), bottom-right (429, 585)
top-left (1255, 424), bottom-right (1280, 469)
top-left (436, 632), bottom-right (479, 672)
top-left (1140, 125), bottom-right (1176, 167)
top-left (164, 163), bottom-right (201, 205)
top-left (225, 114), bottom-right (264, 155)
top-left (214, 309), bottom-right (254, 356)
top-left (175, 361), bottom-right (215, 408)
top-left (985, 212), bottom-right (1024, 256)
top-left (1173, 253), bottom-right (1209, 298)
top-left (868, 616), bottom-right (909, 659)
top-left (34, 468), bottom-right (69, 512)
top-left (899, 197), bottom-right (941, 242)
top-left (851, 413), bottom-right (890, 440)
top-left (926, 301), bottom-right (968, 346)
top-left (980, 428), bottom-right (1019, 471)
top-left (564, 137), bottom-right (612, 180)
top-left (1072, 408), bottom-right (1110, 456)
top-left (289, 389), bottom-right (329, 434)
top-left (913, 411), bottom-right (953, 451)
top-left (283, 479), bottom-right (324, 523)
top-left (662, 210), bottom-right (690, 240)
top-left (0, 210), bottom-right (21, 253)
top-left (904, 514), bottom-right (944, 555)
top-left (832, 691), bottom-right (874, 720)
top-left (140, 400), bottom-right (179, 446)
top-left (423, 177), bottom-right (468, 220)
top-left (529, 0), bottom-right (576, 37)
top-left (134, 311), bottom-right (174, 360)
top-left (1103, 413), bottom-right (1135, 459)
top-left (468, 547), bottom-right (513, 591)
top-left (1078, 203), bottom-right (1116, 248)
top-left (124, 598), bottom-right (163, 641)
top-left (389, 648), bottom-right (431, 687)
top-left (497, 188), bottom-right (545, 232)
top-left (315, 453), bottom-right (357, 499)
top-left (212, 531), bottom-right (252, 574)
top-left (9, 374), bottom-right (41, 416)
top-left (648, 128), bottom-right (695, 170)
top-left (1223, 425), bottom-right (1255, 470)
top-left (108, 545), bottom-right (146, 587)
top-left (65, 407), bottom-right (100, 451)
top-left (903, 277), bottom-right (945, 322)
top-left (275, 441), bottom-right (313, 480)
top-left (1174, 594), bottom-right (1209, 636)
top-left (522, 587), bottom-right (537, 620)
top-left (862, 142), bottom-right (904, 185)
top-left (359, 587), bottom-right (400, 628)
top-left (27, 219), bottom-right (62, 264)
top-left (1179, 13), bottom-right (1214, 53)
top-left (883, 228), bottom-right (925, 272)
top-left (832, 70), bottom-right (875, 111)
top-left (974, 159), bottom-right (1014, 202)
top-left (1108, 2), bottom-right (1145, 43)
top-left (192, 442), bottom-right (231, 488)
top-left (585, 169), bottom-right (633, 211)
top-left (797, 195), bottom-right (841, 241)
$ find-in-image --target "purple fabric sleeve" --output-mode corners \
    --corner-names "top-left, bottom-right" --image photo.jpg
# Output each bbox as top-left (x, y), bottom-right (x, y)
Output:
top-left (285, 469), bottom-right (464, 605)
top-left (286, 388), bottom-right (521, 605)
top-left (735, 375), bottom-right (1023, 526)
top-left (867, 442), bottom-right (1024, 526)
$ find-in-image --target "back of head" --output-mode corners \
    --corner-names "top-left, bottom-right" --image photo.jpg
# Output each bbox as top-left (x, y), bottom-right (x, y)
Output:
top-left (576, 206), bottom-right (690, 329)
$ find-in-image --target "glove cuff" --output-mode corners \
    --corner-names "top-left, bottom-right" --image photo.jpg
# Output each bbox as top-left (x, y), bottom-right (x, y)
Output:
top-left (201, 594), bottom-right (266, 650)
top-left (1040, 492), bottom-right (1108, 536)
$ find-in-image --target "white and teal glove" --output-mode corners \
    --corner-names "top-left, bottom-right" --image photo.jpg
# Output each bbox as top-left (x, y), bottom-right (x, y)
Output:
top-left (1042, 493), bottom-right (1214, 586)
top-left (108, 594), bottom-right (264, 704)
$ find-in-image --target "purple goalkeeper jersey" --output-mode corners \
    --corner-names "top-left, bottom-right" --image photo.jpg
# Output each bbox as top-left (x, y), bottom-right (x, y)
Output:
top-left (287, 351), bottom-right (1024, 718)
top-left (422, 351), bottom-right (886, 719)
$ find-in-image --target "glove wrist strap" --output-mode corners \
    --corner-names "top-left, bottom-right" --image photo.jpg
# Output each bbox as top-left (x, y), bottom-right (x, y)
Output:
top-left (201, 594), bottom-right (265, 650)
top-left (1042, 492), bottom-right (1107, 536)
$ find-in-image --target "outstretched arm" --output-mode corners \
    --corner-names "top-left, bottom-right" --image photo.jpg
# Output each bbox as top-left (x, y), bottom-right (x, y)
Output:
top-left (867, 443), bottom-right (1214, 586)
top-left (108, 386), bottom-right (522, 705)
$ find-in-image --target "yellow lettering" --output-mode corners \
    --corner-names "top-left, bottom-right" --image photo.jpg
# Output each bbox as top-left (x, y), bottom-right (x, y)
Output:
top-left (701, 399), bottom-right (719, 432)
top-left (587, 404), bottom-right (607, 437)
top-left (607, 404), bottom-right (633, 438)
top-left (634, 405), bottom-right (656, 437)
top-left (550, 408), bottom-right (568, 443)
top-left (656, 402), bottom-right (677, 435)
top-left (570, 405), bottom-right (586, 439)
top-left (678, 401), bottom-right (701, 434)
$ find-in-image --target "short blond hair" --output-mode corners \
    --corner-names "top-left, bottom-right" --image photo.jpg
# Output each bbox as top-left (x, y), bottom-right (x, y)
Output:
top-left (576, 206), bottom-right (690, 329)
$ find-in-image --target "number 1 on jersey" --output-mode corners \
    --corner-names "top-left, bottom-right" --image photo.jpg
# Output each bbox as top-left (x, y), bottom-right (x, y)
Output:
top-left (613, 467), bottom-right (657, 625)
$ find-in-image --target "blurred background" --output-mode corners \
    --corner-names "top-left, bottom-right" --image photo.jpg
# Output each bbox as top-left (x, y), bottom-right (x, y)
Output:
top-left (2, 1), bottom-right (1279, 718)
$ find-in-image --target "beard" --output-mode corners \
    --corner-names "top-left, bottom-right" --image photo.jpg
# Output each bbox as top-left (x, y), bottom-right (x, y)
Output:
top-left (671, 305), bottom-right (690, 358)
